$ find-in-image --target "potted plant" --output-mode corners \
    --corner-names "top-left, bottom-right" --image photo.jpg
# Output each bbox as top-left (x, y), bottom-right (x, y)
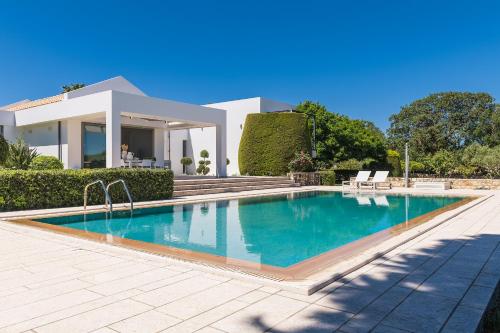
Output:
top-left (180, 157), bottom-right (193, 174)
top-left (121, 144), bottom-right (128, 160)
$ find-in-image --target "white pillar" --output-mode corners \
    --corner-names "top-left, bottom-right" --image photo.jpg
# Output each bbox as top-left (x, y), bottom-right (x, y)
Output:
top-left (106, 108), bottom-right (121, 168)
top-left (154, 128), bottom-right (165, 167)
top-left (66, 119), bottom-right (82, 169)
top-left (215, 123), bottom-right (227, 177)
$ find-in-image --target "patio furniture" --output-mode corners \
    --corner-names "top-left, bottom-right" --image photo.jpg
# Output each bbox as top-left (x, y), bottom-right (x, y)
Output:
top-left (414, 181), bottom-right (450, 190)
top-left (362, 171), bottom-right (392, 190)
top-left (140, 159), bottom-right (153, 168)
top-left (342, 171), bottom-right (371, 191)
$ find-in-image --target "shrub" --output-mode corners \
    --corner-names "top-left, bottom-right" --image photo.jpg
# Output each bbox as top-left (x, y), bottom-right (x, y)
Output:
top-left (30, 156), bottom-right (64, 170)
top-left (461, 144), bottom-right (500, 178)
top-left (0, 168), bottom-right (174, 211)
top-left (401, 161), bottom-right (426, 173)
top-left (0, 135), bottom-right (8, 165)
top-left (226, 158), bottom-right (230, 165)
top-left (180, 157), bottom-right (193, 174)
top-left (196, 150), bottom-right (211, 175)
top-left (239, 113), bottom-right (311, 176)
top-left (288, 151), bottom-right (315, 172)
top-left (319, 170), bottom-right (336, 185)
top-left (429, 150), bottom-right (458, 176)
top-left (386, 149), bottom-right (402, 177)
top-left (6, 138), bottom-right (38, 170)
top-left (334, 159), bottom-right (362, 170)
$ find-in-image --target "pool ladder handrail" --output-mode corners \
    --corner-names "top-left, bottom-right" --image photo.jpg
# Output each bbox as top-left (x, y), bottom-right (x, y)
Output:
top-left (84, 180), bottom-right (112, 212)
top-left (106, 179), bottom-right (133, 213)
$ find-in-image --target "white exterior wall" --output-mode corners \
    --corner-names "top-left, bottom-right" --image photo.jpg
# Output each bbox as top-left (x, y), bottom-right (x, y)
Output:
top-left (196, 97), bottom-right (295, 176)
top-left (168, 129), bottom-right (190, 174)
top-left (20, 122), bottom-right (60, 160)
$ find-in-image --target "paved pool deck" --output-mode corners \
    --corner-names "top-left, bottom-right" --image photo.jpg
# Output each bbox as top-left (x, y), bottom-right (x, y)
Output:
top-left (0, 187), bottom-right (498, 332)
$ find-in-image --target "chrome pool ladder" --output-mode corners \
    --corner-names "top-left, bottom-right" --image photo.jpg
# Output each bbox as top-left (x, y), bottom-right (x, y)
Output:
top-left (84, 180), bottom-right (112, 212)
top-left (106, 179), bottom-right (134, 213)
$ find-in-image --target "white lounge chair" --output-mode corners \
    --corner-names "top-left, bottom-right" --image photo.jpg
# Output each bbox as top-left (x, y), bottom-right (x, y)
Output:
top-left (362, 171), bottom-right (392, 190)
top-left (342, 171), bottom-right (371, 191)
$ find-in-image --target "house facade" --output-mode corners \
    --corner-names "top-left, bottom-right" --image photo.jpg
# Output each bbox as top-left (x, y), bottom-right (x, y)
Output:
top-left (0, 76), bottom-right (294, 176)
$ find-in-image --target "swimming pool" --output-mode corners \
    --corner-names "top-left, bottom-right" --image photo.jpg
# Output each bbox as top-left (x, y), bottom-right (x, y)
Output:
top-left (29, 191), bottom-right (467, 276)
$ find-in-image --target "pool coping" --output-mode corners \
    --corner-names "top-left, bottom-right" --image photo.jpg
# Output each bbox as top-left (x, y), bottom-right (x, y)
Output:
top-left (1, 187), bottom-right (493, 295)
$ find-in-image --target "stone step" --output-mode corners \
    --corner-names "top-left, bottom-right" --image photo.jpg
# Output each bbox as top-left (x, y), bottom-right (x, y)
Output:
top-left (174, 176), bottom-right (290, 186)
top-left (174, 180), bottom-right (295, 191)
top-left (173, 183), bottom-right (299, 197)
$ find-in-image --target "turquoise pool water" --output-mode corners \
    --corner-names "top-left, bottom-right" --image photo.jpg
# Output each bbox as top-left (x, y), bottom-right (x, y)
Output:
top-left (35, 191), bottom-right (463, 268)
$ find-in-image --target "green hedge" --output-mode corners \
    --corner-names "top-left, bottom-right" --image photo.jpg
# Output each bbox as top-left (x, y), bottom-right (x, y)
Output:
top-left (0, 168), bottom-right (174, 211)
top-left (239, 113), bottom-right (311, 176)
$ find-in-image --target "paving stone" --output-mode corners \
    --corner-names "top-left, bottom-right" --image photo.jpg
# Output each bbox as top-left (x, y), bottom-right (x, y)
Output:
top-left (381, 291), bottom-right (458, 333)
top-left (417, 272), bottom-right (473, 299)
top-left (460, 285), bottom-right (495, 310)
top-left (34, 299), bottom-right (152, 333)
top-left (109, 310), bottom-right (180, 333)
top-left (441, 305), bottom-right (484, 333)
top-left (269, 304), bottom-right (352, 333)
top-left (315, 285), bottom-right (381, 314)
top-left (211, 295), bottom-right (308, 333)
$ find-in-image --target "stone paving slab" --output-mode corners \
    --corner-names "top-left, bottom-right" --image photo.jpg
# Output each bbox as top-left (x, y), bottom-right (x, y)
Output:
top-left (0, 188), bottom-right (497, 332)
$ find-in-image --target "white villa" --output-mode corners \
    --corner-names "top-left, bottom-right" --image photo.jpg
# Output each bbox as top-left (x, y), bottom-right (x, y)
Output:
top-left (0, 76), bottom-right (294, 176)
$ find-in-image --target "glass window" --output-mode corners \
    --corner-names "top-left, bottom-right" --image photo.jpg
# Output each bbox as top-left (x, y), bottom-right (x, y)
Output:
top-left (121, 127), bottom-right (154, 159)
top-left (82, 123), bottom-right (106, 168)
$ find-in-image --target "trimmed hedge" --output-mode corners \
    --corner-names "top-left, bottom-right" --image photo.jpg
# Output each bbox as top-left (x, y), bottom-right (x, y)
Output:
top-left (0, 168), bottom-right (174, 211)
top-left (30, 156), bottom-right (64, 170)
top-left (239, 113), bottom-right (311, 176)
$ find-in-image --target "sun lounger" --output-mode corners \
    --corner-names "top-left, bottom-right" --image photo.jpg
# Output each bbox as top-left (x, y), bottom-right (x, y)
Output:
top-left (342, 171), bottom-right (371, 191)
top-left (361, 171), bottom-right (392, 190)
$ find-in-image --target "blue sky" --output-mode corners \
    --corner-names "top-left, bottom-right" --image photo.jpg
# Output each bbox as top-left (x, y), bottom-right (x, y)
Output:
top-left (1, 1), bottom-right (500, 130)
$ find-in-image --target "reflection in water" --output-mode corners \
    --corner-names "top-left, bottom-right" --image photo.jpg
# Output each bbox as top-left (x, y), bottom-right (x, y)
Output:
top-left (41, 192), bottom-right (463, 268)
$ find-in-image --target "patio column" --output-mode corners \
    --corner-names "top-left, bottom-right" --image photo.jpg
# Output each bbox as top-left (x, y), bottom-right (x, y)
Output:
top-left (106, 108), bottom-right (121, 168)
top-left (215, 123), bottom-right (227, 177)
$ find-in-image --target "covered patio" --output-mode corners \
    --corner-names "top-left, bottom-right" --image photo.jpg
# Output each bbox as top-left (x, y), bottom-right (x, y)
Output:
top-left (14, 90), bottom-right (227, 176)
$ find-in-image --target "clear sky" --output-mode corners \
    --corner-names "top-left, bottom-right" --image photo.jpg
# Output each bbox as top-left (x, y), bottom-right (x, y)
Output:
top-left (1, 1), bottom-right (500, 130)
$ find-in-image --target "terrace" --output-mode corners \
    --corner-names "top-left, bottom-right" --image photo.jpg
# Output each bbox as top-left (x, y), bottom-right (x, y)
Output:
top-left (0, 186), bottom-right (498, 333)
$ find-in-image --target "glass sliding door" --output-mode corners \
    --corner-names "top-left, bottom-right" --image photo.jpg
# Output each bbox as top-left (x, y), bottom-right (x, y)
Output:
top-left (82, 123), bottom-right (106, 168)
top-left (121, 127), bottom-right (154, 159)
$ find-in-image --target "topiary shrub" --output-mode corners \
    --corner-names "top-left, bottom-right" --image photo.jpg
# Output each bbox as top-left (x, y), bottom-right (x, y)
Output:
top-left (0, 168), bottom-right (174, 211)
top-left (239, 113), bottom-right (311, 176)
top-left (387, 149), bottom-right (402, 177)
top-left (288, 151), bottom-right (315, 172)
top-left (180, 157), bottom-right (193, 174)
top-left (30, 156), bottom-right (64, 170)
top-left (196, 150), bottom-right (211, 175)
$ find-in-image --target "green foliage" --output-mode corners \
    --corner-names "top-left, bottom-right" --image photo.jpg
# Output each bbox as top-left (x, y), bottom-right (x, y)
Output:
top-left (334, 159), bottom-right (362, 170)
top-left (196, 150), bottom-right (211, 175)
top-left (6, 138), bottom-right (39, 170)
top-left (429, 150), bottom-right (459, 176)
top-left (226, 158), bottom-right (230, 165)
top-left (401, 161), bottom-right (426, 173)
top-left (61, 83), bottom-right (86, 93)
top-left (180, 157), bottom-right (193, 166)
top-left (387, 92), bottom-right (499, 158)
top-left (288, 151), bottom-right (315, 172)
top-left (0, 135), bottom-right (8, 165)
top-left (0, 168), bottom-right (173, 211)
top-left (461, 143), bottom-right (500, 178)
top-left (30, 156), bottom-right (64, 170)
top-left (239, 113), bottom-right (311, 176)
top-left (319, 170), bottom-right (336, 185)
top-left (295, 101), bottom-right (387, 163)
top-left (386, 149), bottom-right (402, 176)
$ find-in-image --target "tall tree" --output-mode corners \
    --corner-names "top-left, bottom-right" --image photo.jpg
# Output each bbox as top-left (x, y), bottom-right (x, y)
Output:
top-left (295, 101), bottom-right (387, 163)
top-left (61, 83), bottom-right (86, 93)
top-left (387, 92), bottom-right (498, 157)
